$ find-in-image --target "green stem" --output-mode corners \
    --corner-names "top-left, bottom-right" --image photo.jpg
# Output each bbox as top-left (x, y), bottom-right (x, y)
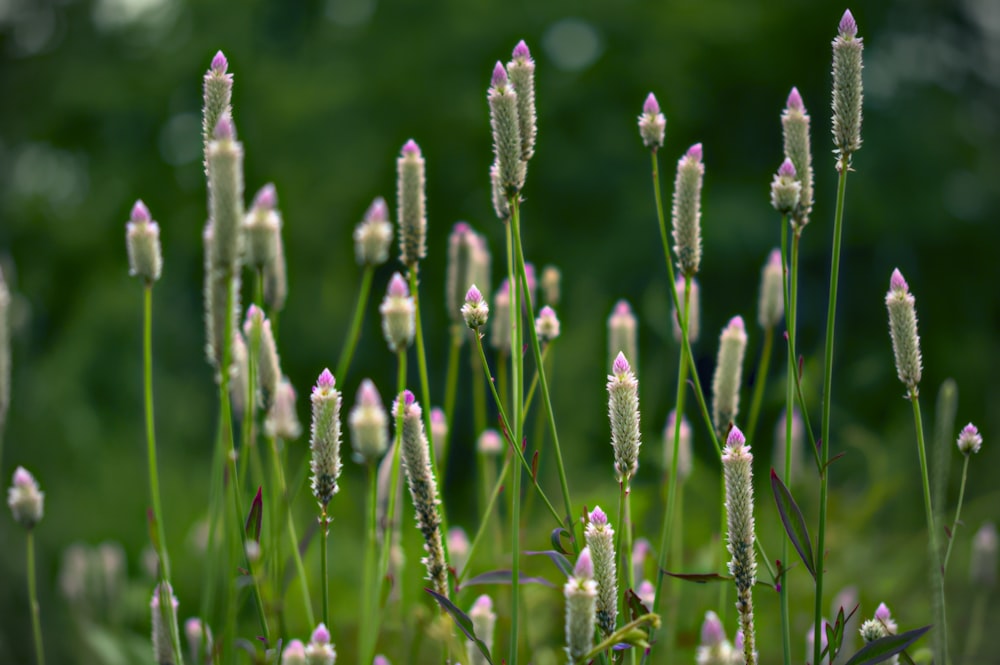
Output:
top-left (142, 285), bottom-right (184, 665)
top-left (963, 591), bottom-right (987, 663)
top-left (372, 351), bottom-right (408, 651)
top-left (506, 205), bottom-right (522, 665)
top-left (618, 479), bottom-right (636, 665)
top-left (942, 456), bottom-right (970, 573)
top-left (270, 434), bottom-right (315, 627)
top-left (746, 326), bottom-right (774, 445)
top-left (458, 452), bottom-right (513, 584)
top-left (909, 391), bottom-right (948, 665)
top-left (442, 326), bottom-right (463, 476)
top-left (511, 213), bottom-right (576, 550)
top-left (471, 334), bottom-right (487, 435)
top-left (359, 462), bottom-right (379, 665)
top-left (335, 264), bottom-right (375, 383)
top-left (815, 161), bottom-right (849, 665)
top-left (779, 215), bottom-right (794, 665)
top-left (27, 530), bottom-right (45, 665)
top-left (320, 507), bottom-right (330, 627)
top-left (579, 614), bottom-right (661, 664)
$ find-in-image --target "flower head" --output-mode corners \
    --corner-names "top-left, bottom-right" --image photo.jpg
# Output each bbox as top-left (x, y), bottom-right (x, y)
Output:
top-left (507, 41), bottom-right (537, 162)
top-left (310, 369), bottom-right (343, 507)
top-left (397, 140), bottom-right (427, 267)
top-left (565, 547), bottom-right (598, 661)
top-left (151, 582), bottom-right (180, 665)
top-left (712, 316), bottom-right (748, 438)
top-left (885, 268), bottom-right (922, 390)
top-left (126, 199), bottom-right (163, 283)
top-left (770, 158), bottom-right (802, 216)
top-left (584, 506), bottom-right (617, 637)
top-left (757, 249), bottom-right (784, 329)
top-left (638, 92), bottom-right (667, 149)
top-left (782, 87), bottom-right (814, 225)
top-left (380, 272), bottom-right (415, 352)
top-left (305, 623), bottom-right (336, 665)
top-left (671, 144), bottom-right (705, 276)
top-left (832, 9), bottom-right (864, 159)
top-left (477, 429), bottom-right (502, 456)
top-left (957, 423), bottom-right (982, 456)
top-left (489, 61), bottom-right (525, 194)
top-left (8, 466), bottom-right (44, 528)
top-left (462, 285), bottom-right (489, 330)
top-left (266, 377), bottom-right (302, 440)
top-left (354, 196), bottom-right (393, 266)
top-left (608, 352), bottom-right (641, 483)
top-left (535, 305), bottom-right (560, 342)
top-left (349, 379), bottom-right (389, 464)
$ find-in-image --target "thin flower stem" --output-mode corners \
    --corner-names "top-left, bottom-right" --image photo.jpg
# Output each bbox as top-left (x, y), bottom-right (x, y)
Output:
top-left (359, 462), bottom-right (379, 665)
top-left (617, 479), bottom-right (636, 665)
top-left (474, 327), bottom-right (563, 529)
top-left (458, 452), bottom-right (513, 585)
top-left (746, 326), bottom-right (774, 445)
top-left (442, 325), bottom-right (463, 471)
top-left (335, 263), bottom-right (375, 383)
top-left (815, 162), bottom-right (849, 665)
top-left (269, 434), bottom-right (315, 627)
top-left (217, 270), bottom-right (270, 646)
top-left (471, 333), bottom-right (487, 435)
top-left (943, 456), bottom-right (970, 573)
top-left (522, 344), bottom-right (551, 413)
top-left (372, 350), bottom-right (408, 652)
top-left (408, 267), bottom-right (451, 564)
top-left (779, 215), bottom-right (793, 665)
top-left (909, 391), bottom-right (948, 665)
top-left (321, 507), bottom-right (330, 627)
top-left (505, 206), bottom-right (522, 665)
top-left (27, 530), bottom-right (45, 665)
top-left (143, 285), bottom-right (184, 665)
top-left (511, 216), bottom-right (577, 550)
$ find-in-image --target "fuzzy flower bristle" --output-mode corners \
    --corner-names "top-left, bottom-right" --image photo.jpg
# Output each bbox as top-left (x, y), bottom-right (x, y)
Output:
top-left (781, 85), bottom-right (814, 225)
top-left (712, 316), bottom-right (748, 438)
top-left (488, 60), bottom-right (525, 195)
top-left (722, 425), bottom-right (757, 665)
top-left (150, 582), bottom-right (180, 665)
top-left (565, 547), bottom-right (597, 661)
top-left (507, 41), bottom-right (537, 161)
top-left (672, 276), bottom-right (701, 344)
top-left (671, 143), bottom-right (705, 276)
top-left (832, 8), bottom-right (864, 159)
top-left (381, 272), bottom-right (415, 352)
top-left (8, 466), bottom-right (44, 528)
top-left (584, 506), bottom-right (617, 637)
top-left (957, 423), bottom-right (983, 456)
top-left (885, 268), bottom-right (922, 390)
top-left (638, 92), bottom-right (667, 150)
top-left (771, 157), bottom-right (802, 216)
top-left (397, 140), bottom-right (427, 267)
top-left (608, 351), bottom-right (641, 483)
top-left (309, 369), bottom-right (343, 507)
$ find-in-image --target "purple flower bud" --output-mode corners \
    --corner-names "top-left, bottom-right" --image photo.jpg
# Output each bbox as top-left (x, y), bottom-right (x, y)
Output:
top-left (354, 196), bottom-right (393, 266)
top-left (512, 40), bottom-right (531, 61)
top-left (244, 184), bottom-right (282, 269)
top-left (253, 183), bottom-right (277, 210)
top-left (589, 506), bottom-right (608, 525)
top-left (403, 389), bottom-right (416, 407)
top-left (214, 116), bottom-right (234, 141)
top-left (839, 9), bottom-right (858, 38)
top-left (638, 92), bottom-right (667, 149)
top-left (402, 139), bottom-right (420, 157)
top-left (787, 86), bottom-right (804, 111)
top-left (310, 369), bottom-right (343, 507)
top-left (643, 92), bottom-right (660, 116)
top-left (612, 351), bottom-right (631, 376)
top-left (574, 547), bottom-right (594, 579)
top-left (312, 623), bottom-right (331, 645)
top-left (778, 158), bottom-right (796, 177)
top-left (8, 465), bottom-right (45, 528)
top-left (700, 610), bottom-right (726, 647)
top-left (211, 50), bottom-right (228, 73)
top-left (477, 429), bottom-right (502, 455)
top-left (282, 640), bottom-right (306, 665)
top-left (686, 142), bottom-right (703, 161)
top-left (874, 602), bottom-right (891, 623)
top-left (957, 422), bottom-right (982, 456)
top-left (507, 42), bottom-right (537, 160)
top-left (305, 622), bottom-right (337, 664)
top-left (131, 199), bottom-right (151, 223)
top-left (349, 378), bottom-right (388, 463)
top-left (886, 268), bottom-right (922, 389)
top-left (462, 283), bottom-right (490, 330)
top-left (535, 305), bottom-right (560, 342)
top-left (890, 268), bottom-right (908, 293)
top-left (672, 145), bottom-right (705, 276)
top-left (491, 61), bottom-right (508, 88)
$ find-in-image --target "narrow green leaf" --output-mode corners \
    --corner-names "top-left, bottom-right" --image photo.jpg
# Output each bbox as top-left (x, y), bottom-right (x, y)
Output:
top-left (770, 469), bottom-right (816, 580)
top-left (463, 569), bottom-right (554, 588)
top-left (245, 486), bottom-right (263, 544)
top-left (551, 527), bottom-right (572, 555)
top-left (843, 625), bottom-right (931, 665)
top-left (525, 550), bottom-right (573, 578)
top-left (425, 588), bottom-right (495, 665)
top-left (662, 571), bottom-right (732, 584)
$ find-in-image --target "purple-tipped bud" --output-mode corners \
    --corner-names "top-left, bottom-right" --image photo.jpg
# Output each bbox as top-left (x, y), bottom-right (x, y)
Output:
top-left (151, 583), bottom-right (181, 665)
top-left (686, 142), bottom-right (703, 161)
top-left (638, 92), bottom-right (667, 149)
top-left (672, 144), bottom-right (705, 276)
top-left (403, 389), bottom-right (416, 406)
top-left (589, 506), bottom-right (608, 525)
top-left (957, 423), bottom-right (983, 456)
top-left (839, 9), bottom-right (858, 38)
top-left (367, 197), bottom-right (389, 222)
top-left (282, 640), bottom-right (307, 665)
top-left (712, 317), bottom-right (748, 437)
top-left (643, 92), bottom-right (660, 115)
top-left (722, 424), bottom-right (757, 663)
top-left (305, 622), bottom-right (336, 664)
top-left (253, 183), bottom-right (277, 210)
top-left (402, 139), bottom-right (420, 157)
top-left (787, 87), bottom-right (804, 111)
top-left (354, 196), bottom-right (393, 266)
top-left (477, 428), bottom-right (502, 455)
top-left (758, 248), bottom-right (785, 329)
top-left (312, 623), bottom-right (331, 645)
top-left (612, 351), bottom-right (631, 376)
top-left (874, 602), bottom-right (891, 623)
top-left (310, 369), bottom-right (343, 507)
top-left (889, 268), bottom-right (908, 293)
top-left (512, 40), bottom-right (531, 61)
top-left (462, 284), bottom-right (490, 330)
top-left (535, 305), bottom-right (560, 342)
top-left (771, 158), bottom-right (802, 215)
top-left (244, 184), bottom-right (282, 269)
top-left (727, 425), bottom-right (747, 448)
top-left (778, 158), bottom-right (796, 178)
top-left (214, 116), bottom-right (234, 141)
top-left (211, 50), bottom-right (228, 73)
top-left (388, 272), bottom-right (408, 297)
top-left (574, 547), bottom-right (594, 579)
top-left (317, 368), bottom-right (335, 390)
top-left (8, 465), bottom-right (44, 528)
top-left (131, 200), bottom-right (151, 223)
top-left (701, 611), bottom-right (726, 647)
top-left (491, 61), bottom-right (508, 88)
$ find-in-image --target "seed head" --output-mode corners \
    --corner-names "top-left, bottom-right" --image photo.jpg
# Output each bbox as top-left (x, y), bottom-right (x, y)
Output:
top-left (461, 285), bottom-right (489, 330)
top-left (354, 196), bottom-right (393, 266)
top-left (638, 92), bottom-right (667, 150)
top-left (126, 199), bottom-right (163, 283)
top-left (349, 379), bottom-right (389, 464)
top-left (380, 272), bottom-right (415, 352)
top-left (885, 268), bottom-right (922, 390)
top-left (396, 140), bottom-right (427, 267)
top-left (757, 249), bottom-right (784, 329)
top-left (722, 426), bottom-right (757, 665)
top-left (712, 316), bottom-right (748, 439)
top-left (309, 369), bottom-right (343, 507)
top-left (565, 547), bottom-right (598, 661)
top-left (832, 9), bottom-right (864, 160)
top-left (584, 507), bottom-right (617, 637)
top-left (956, 422), bottom-right (982, 456)
top-left (8, 466), bottom-right (44, 528)
top-left (608, 352), bottom-right (641, 483)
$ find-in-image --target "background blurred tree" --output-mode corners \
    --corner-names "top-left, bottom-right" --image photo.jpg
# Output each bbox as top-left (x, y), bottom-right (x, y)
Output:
top-left (1, 0), bottom-right (998, 662)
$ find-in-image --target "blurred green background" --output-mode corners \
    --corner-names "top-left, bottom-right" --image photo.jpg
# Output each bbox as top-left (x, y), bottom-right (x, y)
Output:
top-left (1, 0), bottom-right (998, 662)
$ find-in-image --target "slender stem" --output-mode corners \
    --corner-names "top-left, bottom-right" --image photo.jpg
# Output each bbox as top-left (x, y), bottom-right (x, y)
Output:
top-left (372, 351), bottom-right (408, 651)
top-left (746, 326), bottom-right (774, 445)
top-left (506, 205), bottom-right (522, 665)
top-left (522, 344), bottom-right (550, 413)
top-left (943, 456), bottom-right (970, 573)
top-left (963, 591), bottom-right (987, 663)
top-left (270, 434), bottom-right (314, 627)
top-left (442, 326), bottom-right (463, 474)
top-left (779, 215), bottom-right (793, 665)
top-left (142, 285), bottom-right (184, 665)
top-left (321, 507), bottom-right (330, 627)
top-left (471, 334), bottom-right (487, 435)
top-left (459, 453), bottom-right (513, 584)
top-left (335, 264), bottom-right (375, 383)
top-left (407, 267), bottom-right (450, 564)
top-left (511, 214), bottom-right (576, 550)
top-left (619, 479), bottom-right (635, 665)
top-left (910, 391), bottom-right (948, 665)
top-left (580, 614), bottom-right (661, 664)
top-left (359, 462), bottom-right (379, 665)
top-left (27, 530), bottom-right (45, 665)
top-left (815, 162), bottom-right (849, 665)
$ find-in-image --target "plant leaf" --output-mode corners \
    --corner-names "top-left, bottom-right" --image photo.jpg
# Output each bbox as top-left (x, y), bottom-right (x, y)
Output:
top-left (551, 527), bottom-right (572, 555)
top-left (463, 569), bottom-right (554, 588)
top-left (625, 589), bottom-right (650, 622)
top-left (771, 469), bottom-right (816, 580)
top-left (425, 588), bottom-right (494, 665)
top-left (843, 626), bottom-right (931, 665)
top-left (662, 571), bottom-right (732, 584)
top-left (525, 550), bottom-right (573, 578)
top-left (245, 486), bottom-right (263, 545)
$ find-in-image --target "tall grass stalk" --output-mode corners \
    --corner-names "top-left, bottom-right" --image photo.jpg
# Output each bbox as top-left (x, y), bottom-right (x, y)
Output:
top-left (815, 163), bottom-right (848, 665)
top-left (142, 285), bottom-right (185, 665)
top-left (269, 433), bottom-right (314, 626)
top-left (359, 461), bottom-right (379, 665)
top-left (26, 529), bottom-right (45, 665)
top-left (908, 392), bottom-right (947, 664)
top-left (778, 215), bottom-right (797, 665)
top-left (505, 202), bottom-right (522, 665)
top-left (942, 455), bottom-right (970, 572)
top-left (335, 264), bottom-right (375, 382)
